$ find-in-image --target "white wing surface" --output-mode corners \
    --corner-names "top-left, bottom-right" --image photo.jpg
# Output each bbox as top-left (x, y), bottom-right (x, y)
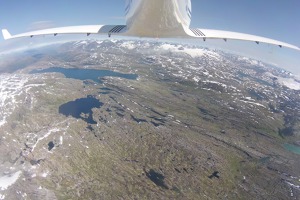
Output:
top-left (2, 25), bottom-right (299, 51)
top-left (186, 28), bottom-right (300, 51)
top-left (2, 25), bottom-right (127, 40)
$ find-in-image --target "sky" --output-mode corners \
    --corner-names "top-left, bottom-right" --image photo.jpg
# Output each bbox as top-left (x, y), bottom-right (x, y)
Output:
top-left (0, 0), bottom-right (299, 74)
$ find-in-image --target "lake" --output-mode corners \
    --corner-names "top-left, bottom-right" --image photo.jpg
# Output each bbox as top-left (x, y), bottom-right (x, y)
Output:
top-left (59, 95), bottom-right (103, 124)
top-left (31, 67), bottom-right (137, 124)
top-left (30, 67), bottom-right (138, 83)
top-left (284, 143), bottom-right (300, 155)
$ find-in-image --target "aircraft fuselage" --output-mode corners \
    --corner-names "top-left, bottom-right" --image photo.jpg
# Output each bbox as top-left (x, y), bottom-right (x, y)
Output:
top-left (125, 0), bottom-right (192, 37)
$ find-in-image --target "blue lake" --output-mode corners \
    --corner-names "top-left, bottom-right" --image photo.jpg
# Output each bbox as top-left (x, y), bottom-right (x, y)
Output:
top-left (30, 67), bottom-right (137, 124)
top-left (30, 67), bottom-right (138, 83)
top-left (59, 95), bottom-right (103, 124)
top-left (284, 144), bottom-right (300, 155)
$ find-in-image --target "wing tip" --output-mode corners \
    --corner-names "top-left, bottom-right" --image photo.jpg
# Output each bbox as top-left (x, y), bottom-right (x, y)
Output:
top-left (2, 29), bottom-right (12, 40)
top-left (295, 46), bottom-right (300, 51)
top-left (282, 44), bottom-right (300, 51)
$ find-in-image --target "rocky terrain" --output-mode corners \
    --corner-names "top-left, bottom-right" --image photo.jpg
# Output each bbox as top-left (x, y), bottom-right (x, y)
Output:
top-left (0, 39), bottom-right (299, 199)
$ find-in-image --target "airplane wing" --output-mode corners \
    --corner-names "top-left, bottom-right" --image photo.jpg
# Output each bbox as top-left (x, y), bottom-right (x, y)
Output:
top-left (2, 25), bottom-right (299, 51)
top-left (186, 28), bottom-right (300, 51)
top-left (1, 25), bottom-right (127, 40)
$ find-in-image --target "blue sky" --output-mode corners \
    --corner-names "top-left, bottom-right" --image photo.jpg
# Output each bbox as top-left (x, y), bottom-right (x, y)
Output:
top-left (0, 0), bottom-right (299, 74)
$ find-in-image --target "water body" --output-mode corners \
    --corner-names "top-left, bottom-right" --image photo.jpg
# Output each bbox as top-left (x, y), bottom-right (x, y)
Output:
top-left (30, 67), bottom-right (138, 83)
top-left (284, 144), bottom-right (300, 155)
top-left (59, 95), bottom-right (103, 124)
top-left (48, 141), bottom-right (55, 151)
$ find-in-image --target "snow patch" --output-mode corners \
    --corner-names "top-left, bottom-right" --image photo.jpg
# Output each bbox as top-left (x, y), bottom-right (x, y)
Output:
top-left (277, 77), bottom-right (300, 90)
top-left (120, 41), bottom-right (136, 50)
top-left (0, 74), bottom-right (45, 127)
top-left (240, 100), bottom-right (266, 108)
top-left (202, 80), bottom-right (227, 88)
top-left (90, 53), bottom-right (98, 59)
top-left (286, 181), bottom-right (300, 189)
top-left (193, 76), bottom-right (200, 82)
top-left (159, 43), bottom-right (220, 59)
top-left (0, 74), bottom-right (29, 127)
top-left (0, 171), bottom-right (22, 191)
top-left (41, 171), bottom-right (49, 178)
top-left (238, 57), bottom-right (264, 67)
top-left (60, 136), bottom-right (63, 145)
